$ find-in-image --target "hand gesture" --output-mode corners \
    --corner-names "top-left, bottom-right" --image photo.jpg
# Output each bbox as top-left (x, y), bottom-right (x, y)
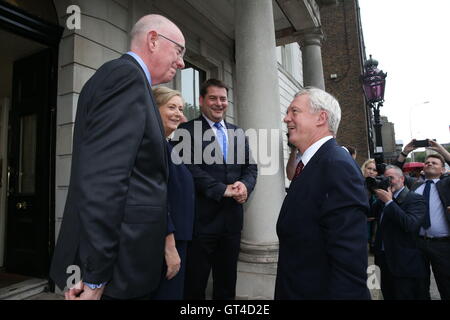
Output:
top-left (374, 187), bottom-right (393, 204)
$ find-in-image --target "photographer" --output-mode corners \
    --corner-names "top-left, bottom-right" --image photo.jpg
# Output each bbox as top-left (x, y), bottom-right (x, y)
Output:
top-left (372, 165), bottom-right (428, 300)
top-left (396, 139), bottom-right (450, 169)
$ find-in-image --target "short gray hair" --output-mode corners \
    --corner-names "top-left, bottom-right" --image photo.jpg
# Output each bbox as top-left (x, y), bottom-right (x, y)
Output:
top-left (295, 87), bottom-right (341, 135)
top-left (384, 165), bottom-right (404, 178)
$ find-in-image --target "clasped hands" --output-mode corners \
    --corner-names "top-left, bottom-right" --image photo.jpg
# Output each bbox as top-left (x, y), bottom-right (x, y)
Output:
top-left (224, 181), bottom-right (248, 204)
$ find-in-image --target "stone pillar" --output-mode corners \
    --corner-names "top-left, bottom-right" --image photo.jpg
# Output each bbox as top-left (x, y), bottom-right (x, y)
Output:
top-left (299, 31), bottom-right (326, 90)
top-left (234, 0), bottom-right (286, 299)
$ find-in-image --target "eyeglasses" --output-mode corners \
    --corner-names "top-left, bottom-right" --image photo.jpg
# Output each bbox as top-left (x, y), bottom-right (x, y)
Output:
top-left (158, 33), bottom-right (186, 59)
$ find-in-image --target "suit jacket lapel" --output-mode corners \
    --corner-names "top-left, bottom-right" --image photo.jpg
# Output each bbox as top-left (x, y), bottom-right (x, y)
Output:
top-left (120, 54), bottom-right (167, 165)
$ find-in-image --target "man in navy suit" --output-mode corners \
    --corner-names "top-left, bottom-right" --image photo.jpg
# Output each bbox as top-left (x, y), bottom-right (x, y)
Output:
top-left (275, 87), bottom-right (370, 300)
top-left (373, 165), bottom-right (428, 300)
top-left (174, 79), bottom-right (257, 300)
top-left (50, 15), bottom-right (185, 300)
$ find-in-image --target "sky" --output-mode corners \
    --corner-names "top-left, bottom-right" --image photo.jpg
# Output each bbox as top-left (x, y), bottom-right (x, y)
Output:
top-left (359, 0), bottom-right (450, 146)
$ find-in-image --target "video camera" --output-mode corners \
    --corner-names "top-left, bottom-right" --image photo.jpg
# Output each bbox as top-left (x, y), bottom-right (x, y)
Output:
top-left (365, 176), bottom-right (392, 194)
top-left (365, 152), bottom-right (391, 194)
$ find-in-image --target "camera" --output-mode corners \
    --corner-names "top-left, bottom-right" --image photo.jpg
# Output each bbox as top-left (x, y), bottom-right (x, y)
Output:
top-left (413, 139), bottom-right (430, 148)
top-left (365, 176), bottom-right (392, 194)
top-left (412, 138), bottom-right (436, 148)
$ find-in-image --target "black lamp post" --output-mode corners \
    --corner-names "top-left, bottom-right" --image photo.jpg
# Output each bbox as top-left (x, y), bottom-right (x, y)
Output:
top-left (361, 54), bottom-right (387, 163)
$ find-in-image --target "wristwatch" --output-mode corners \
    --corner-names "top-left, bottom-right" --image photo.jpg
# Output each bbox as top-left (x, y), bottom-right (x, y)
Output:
top-left (401, 151), bottom-right (408, 157)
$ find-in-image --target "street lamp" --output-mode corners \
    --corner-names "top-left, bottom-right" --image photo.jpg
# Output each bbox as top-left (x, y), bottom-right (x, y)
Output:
top-left (361, 54), bottom-right (387, 163)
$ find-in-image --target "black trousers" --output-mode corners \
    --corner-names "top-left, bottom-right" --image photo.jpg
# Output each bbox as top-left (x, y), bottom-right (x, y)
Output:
top-left (375, 252), bottom-right (427, 300)
top-left (417, 237), bottom-right (450, 300)
top-left (184, 233), bottom-right (241, 300)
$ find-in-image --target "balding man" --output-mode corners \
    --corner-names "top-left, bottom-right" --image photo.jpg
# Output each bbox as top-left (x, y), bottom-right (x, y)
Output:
top-left (275, 87), bottom-right (370, 299)
top-left (50, 15), bottom-right (185, 300)
top-left (373, 165), bottom-right (428, 299)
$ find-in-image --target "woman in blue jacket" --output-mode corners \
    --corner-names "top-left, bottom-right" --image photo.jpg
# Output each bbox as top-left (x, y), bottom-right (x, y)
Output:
top-left (153, 87), bottom-right (195, 300)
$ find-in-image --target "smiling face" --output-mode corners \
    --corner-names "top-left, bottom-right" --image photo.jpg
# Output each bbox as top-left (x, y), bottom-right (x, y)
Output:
top-left (199, 86), bottom-right (228, 122)
top-left (158, 95), bottom-right (184, 137)
top-left (284, 94), bottom-right (328, 153)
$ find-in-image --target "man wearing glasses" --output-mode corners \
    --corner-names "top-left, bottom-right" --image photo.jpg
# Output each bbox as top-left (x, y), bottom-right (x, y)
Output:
top-left (50, 14), bottom-right (185, 300)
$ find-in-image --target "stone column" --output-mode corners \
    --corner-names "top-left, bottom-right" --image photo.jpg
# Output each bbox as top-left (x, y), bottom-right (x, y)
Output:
top-left (299, 31), bottom-right (326, 90)
top-left (234, 0), bottom-right (286, 299)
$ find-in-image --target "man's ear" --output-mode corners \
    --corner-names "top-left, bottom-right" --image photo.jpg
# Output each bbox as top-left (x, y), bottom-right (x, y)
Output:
top-left (317, 110), bottom-right (328, 126)
top-left (147, 30), bottom-right (158, 53)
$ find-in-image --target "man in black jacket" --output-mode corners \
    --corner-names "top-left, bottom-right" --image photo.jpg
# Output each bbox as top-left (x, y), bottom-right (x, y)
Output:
top-left (174, 79), bottom-right (257, 300)
top-left (50, 15), bottom-right (185, 300)
top-left (373, 165), bottom-right (428, 300)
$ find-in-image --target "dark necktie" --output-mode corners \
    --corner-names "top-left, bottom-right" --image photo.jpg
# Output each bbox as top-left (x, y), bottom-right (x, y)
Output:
top-left (422, 180), bottom-right (434, 229)
top-left (293, 161), bottom-right (304, 179)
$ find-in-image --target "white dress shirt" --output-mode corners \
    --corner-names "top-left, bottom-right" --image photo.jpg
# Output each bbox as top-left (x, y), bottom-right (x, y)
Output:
top-left (301, 136), bottom-right (333, 167)
top-left (415, 179), bottom-right (450, 237)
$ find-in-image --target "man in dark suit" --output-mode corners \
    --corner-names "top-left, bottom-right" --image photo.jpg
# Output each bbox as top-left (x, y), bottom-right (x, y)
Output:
top-left (373, 165), bottom-right (428, 300)
top-left (174, 79), bottom-right (257, 300)
top-left (275, 87), bottom-right (370, 300)
top-left (413, 154), bottom-right (450, 300)
top-left (49, 15), bottom-right (185, 300)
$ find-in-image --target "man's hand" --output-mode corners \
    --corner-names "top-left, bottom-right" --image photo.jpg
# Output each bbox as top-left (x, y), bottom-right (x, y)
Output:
top-left (65, 281), bottom-right (105, 300)
top-left (374, 187), bottom-right (393, 204)
top-left (428, 140), bottom-right (450, 161)
top-left (232, 181), bottom-right (248, 204)
top-left (403, 139), bottom-right (417, 155)
top-left (164, 233), bottom-right (181, 280)
top-left (224, 184), bottom-right (238, 198)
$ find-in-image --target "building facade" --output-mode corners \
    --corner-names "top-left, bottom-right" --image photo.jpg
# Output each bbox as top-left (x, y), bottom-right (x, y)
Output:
top-left (320, 0), bottom-right (371, 165)
top-left (0, 0), bottom-right (370, 299)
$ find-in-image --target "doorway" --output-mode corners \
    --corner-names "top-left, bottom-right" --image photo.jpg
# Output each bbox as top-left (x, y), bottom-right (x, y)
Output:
top-left (0, 1), bottom-right (62, 282)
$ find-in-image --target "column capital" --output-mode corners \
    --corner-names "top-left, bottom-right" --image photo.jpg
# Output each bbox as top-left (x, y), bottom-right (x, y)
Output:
top-left (297, 27), bottom-right (325, 48)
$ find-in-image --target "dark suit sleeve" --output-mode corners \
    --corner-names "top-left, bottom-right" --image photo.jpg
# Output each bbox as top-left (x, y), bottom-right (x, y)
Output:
top-left (184, 163), bottom-right (227, 202)
top-left (383, 195), bottom-right (426, 233)
top-left (320, 159), bottom-right (370, 299)
top-left (75, 63), bottom-right (147, 284)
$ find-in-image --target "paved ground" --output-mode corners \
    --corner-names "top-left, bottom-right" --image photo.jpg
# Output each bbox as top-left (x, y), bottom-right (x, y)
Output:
top-left (27, 254), bottom-right (442, 300)
top-left (368, 253), bottom-right (441, 300)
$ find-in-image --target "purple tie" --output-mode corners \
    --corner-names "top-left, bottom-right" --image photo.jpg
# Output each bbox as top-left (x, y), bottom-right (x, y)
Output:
top-left (293, 161), bottom-right (304, 179)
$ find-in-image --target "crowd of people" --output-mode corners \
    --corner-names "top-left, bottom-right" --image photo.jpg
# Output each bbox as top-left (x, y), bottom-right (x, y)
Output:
top-left (48, 13), bottom-right (450, 301)
top-left (288, 137), bottom-right (450, 300)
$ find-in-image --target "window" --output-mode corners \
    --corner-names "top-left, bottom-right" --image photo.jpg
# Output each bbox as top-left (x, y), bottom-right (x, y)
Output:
top-left (180, 62), bottom-right (206, 121)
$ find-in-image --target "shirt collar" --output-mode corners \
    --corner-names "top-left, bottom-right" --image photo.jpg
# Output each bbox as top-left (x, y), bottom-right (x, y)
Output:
top-left (394, 186), bottom-right (405, 199)
top-left (202, 113), bottom-right (226, 129)
top-left (301, 136), bottom-right (333, 166)
top-left (126, 52), bottom-right (152, 85)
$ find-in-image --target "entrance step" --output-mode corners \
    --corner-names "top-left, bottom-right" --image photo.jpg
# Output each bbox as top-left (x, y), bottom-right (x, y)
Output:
top-left (0, 278), bottom-right (48, 300)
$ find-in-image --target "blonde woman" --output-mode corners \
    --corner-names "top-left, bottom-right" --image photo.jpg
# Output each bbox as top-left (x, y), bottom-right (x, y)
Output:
top-left (152, 87), bottom-right (194, 300)
top-left (361, 159), bottom-right (378, 253)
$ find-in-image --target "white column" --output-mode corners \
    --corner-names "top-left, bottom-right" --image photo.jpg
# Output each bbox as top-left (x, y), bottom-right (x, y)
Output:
top-left (299, 31), bottom-right (326, 90)
top-left (235, 0), bottom-right (286, 299)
